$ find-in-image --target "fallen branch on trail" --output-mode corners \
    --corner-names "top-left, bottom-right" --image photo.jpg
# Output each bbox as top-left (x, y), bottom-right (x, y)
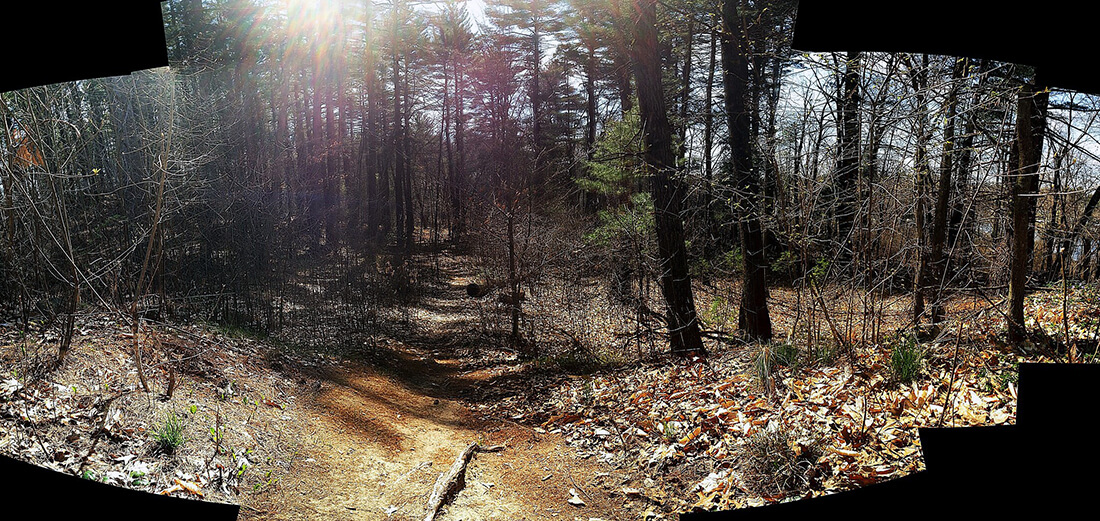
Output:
top-left (423, 443), bottom-right (505, 521)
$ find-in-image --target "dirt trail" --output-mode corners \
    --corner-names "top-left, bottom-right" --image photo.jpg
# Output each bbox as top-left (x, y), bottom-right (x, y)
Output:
top-left (244, 255), bottom-right (633, 521)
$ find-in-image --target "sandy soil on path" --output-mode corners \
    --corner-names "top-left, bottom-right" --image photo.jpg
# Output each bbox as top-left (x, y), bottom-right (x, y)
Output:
top-left (242, 254), bottom-right (638, 520)
top-left (242, 358), bottom-right (631, 521)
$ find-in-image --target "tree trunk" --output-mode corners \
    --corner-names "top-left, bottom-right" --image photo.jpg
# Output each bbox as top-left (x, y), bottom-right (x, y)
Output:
top-left (1081, 237), bottom-right (1094, 281)
top-left (452, 55), bottom-right (467, 242)
top-left (364, 1), bottom-right (382, 246)
top-left (531, 23), bottom-right (545, 191)
top-left (310, 39), bottom-right (325, 249)
top-left (507, 207), bottom-right (522, 351)
top-left (402, 58), bottom-right (415, 253)
top-left (703, 30), bottom-right (716, 186)
top-left (613, 47), bottom-right (633, 116)
top-left (325, 66), bottom-right (339, 248)
top-left (906, 54), bottom-right (931, 325)
top-left (927, 58), bottom-right (965, 327)
top-left (1007, 80), bottom-right (1049, 343)
top-left (392, 18), bottom-right (407, 251)
top-left (722, 0), bottom-right (772, 341)
top-left (584, 41), bottom-right (597, 161)
top-left (835, 51), bottom-right (861, 265)
top-left (678, 17), bottom-right (694, 156)
top-left (1056, 185), bottom-right (1100, 280)
top-left (1042, 149), bottom-right (1065, 279)
top-left (630, 0), bottom-right (705, 355)
top-left (948, 60), bottom-right (988, 260)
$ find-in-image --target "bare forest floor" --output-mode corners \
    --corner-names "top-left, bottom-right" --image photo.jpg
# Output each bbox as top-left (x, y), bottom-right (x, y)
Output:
top-left (2, 249), bottom-right (1099, 519)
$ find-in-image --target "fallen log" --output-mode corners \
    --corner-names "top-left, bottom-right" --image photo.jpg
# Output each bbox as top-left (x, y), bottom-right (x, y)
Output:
top-left (423, 443), bottom-right (505, 521)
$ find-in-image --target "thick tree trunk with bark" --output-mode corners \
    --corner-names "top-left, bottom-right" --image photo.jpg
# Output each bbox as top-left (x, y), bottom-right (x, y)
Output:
top-left (678, 17), bottom-right (694, 156)
top-left (835, 52), bottom-right (861, 265)
top-left (630, 0), bottom-right (705, 355)
top-left (325, 73), bottom-right (339, 248)
top-left (392, 21), bottom-right (407, 252)
top-left (1007, 81), bottom-right (1049, 343)
top-left (584, 42), bottom-right (597, 161)
top-left (310, 40), bottom-right (325, 249)
top-left (507, 208), bottom-right (522, 350)
top-left (402, 58), bottom-right (415, 253)
top-left (722, 0), bottom-right (772, 341)
top-left (613, 47), bottom-right (634, 116)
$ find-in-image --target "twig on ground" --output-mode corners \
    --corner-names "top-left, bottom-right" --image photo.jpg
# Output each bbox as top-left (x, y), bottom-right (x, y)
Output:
top-left (423, 443), bottom-right (505, 521)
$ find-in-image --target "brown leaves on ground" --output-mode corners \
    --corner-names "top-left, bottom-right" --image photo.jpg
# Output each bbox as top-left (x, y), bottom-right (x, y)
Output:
top-left (0, 312), bottom-right (316, 508)
top-left (0, 277), bottom-right (1095, 519)
top-left (471, 289), bottom-right (1076, 514)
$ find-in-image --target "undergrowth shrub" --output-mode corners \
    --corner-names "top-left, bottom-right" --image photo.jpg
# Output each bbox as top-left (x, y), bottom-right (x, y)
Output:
top-left (773, 343), bottom-right (800, 368)
top-left (751, 345), bottom-right (775, 385)
top-left (536, 346), bottom-right (624, 375)
top-left (547, 351), bottom-right (602, 374)
top-left (889, 333), bottom-right (924, 383)
top-left (804, 340), bottom-right (839, 366)
top-left (752, 342), bottom-right (801, 385)
top-left (742, 424), bottom-right (823, 495)
top-left (151, 409), bottom-right (187, 453)
top-left (700, 296), bottom-right (735, 331)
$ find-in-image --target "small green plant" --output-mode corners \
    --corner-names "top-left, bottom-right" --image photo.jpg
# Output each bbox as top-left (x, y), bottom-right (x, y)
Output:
top-left (253, 470), bottom-right (279, 492)
top-left (700, 296), bottom-right (732, 329)
top-left (888, 333), bottom-right (924, 384)
top-left (547, 350), bottom-right (608, 374)
top-left (217, 381), bottom-right (235, 401)
top-left (996, 362), bottom-right (1019, 391)
top-left (657, 420), bottom-right (679, 443)
top-left (773, 343), bottom-right (801, 369)
top-left (976, 368), bottom-right (995, 393)
top-left (805, 340), bottom-right (839, 366)
top-left (770, 250), bottom-right (798, 277)
top-left (720, 248), bottom-right (744, 273)
top-left (151, 409), bottom-right (187, 453)
top-left (211, 321), bottom-right (269, 341)
top-left (579, 379), bottom-right (594, 406)
top-left (689, 256), bottom-right (713, 282)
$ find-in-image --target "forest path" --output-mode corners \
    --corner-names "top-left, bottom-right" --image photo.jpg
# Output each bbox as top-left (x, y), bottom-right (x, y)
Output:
top-left (244, 253), bottom-right (630, 520)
